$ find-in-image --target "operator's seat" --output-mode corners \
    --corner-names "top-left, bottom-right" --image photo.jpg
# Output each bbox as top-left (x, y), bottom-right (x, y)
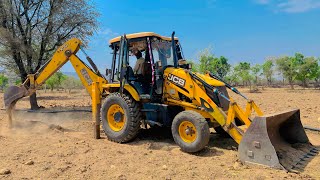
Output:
top-left (126, 66), bottom-right (145, 95)
top-left (127, 66), bottom-right (136, 81)
top-left (142, 50), bottom-right (152, 83)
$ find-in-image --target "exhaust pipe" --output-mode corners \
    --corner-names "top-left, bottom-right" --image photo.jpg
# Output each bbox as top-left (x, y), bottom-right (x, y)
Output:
top-left (238, 109), bottom-right (319, 172)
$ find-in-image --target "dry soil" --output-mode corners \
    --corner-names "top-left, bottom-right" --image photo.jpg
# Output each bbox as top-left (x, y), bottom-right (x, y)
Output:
top-left (0, 88), bottom-right (319, 179)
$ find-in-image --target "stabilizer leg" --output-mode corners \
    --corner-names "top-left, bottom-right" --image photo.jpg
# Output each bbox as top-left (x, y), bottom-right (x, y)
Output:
top-left (92, 82), bottom-right (101, 139)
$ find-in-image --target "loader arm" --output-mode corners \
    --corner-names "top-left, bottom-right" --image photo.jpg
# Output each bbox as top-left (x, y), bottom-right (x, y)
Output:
top-left (164, 69), bottom-right (317, 171)
top-left (193, 73), bottom-right (317, 171)
top-left (4, 38), bottom-right (107, 110)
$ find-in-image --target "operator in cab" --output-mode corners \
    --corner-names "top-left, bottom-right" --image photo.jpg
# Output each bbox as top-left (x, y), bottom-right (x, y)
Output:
top-left (132, 50), bottom-right (149, 94)
top-left (133, 51), bottom-right (145, 77)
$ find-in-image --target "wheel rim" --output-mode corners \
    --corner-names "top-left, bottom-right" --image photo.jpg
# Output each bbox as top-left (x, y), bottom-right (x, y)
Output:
top-left (178, 120), bottom-right (197, 143)
top-left (107, 104), bottom-right (125, 132)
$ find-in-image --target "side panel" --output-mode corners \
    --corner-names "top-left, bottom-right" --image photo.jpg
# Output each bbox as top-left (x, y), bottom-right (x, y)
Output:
top-left (143, 103), bottom-right (169, 126)
top-left (163, 68), bottom-right (227, 126)
top-left (163, 68), bottom-right (194, 99)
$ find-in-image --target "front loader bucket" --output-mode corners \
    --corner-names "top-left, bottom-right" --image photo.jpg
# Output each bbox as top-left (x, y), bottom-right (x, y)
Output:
top-left (4, 85), bottom-right (28, 110)
top-left (238, 109), bottom-right (318, 172)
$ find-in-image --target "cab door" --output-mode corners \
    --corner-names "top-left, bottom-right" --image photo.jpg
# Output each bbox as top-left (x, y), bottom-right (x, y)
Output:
top-left (118, 35), bottom-right (129, 94)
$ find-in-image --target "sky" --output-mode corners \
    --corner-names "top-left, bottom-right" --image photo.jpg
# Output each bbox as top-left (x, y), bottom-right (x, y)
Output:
top-left (62, 0), bottom-right (320, 72)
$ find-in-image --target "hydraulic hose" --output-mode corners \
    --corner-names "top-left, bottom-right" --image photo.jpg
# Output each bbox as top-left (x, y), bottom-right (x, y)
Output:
top-left (208, 72), bottom-right (248, 100)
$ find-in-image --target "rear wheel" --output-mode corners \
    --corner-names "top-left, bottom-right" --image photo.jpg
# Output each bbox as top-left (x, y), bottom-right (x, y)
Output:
top-left (171, 111), bottom-right (210, 153)
top-left (101, 93), bottom-right (141, 143)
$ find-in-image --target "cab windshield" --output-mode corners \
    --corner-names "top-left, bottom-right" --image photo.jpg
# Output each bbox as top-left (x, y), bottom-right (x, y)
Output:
top-left (151, 39), bottom-right (174, 67)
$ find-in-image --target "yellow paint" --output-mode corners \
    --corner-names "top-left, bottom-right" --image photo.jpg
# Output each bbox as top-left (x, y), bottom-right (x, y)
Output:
top-left (227, 127), bottom-right (243, 144)
top-left (178, 120), bottom-right (197, 143)
top-left (107, 104), bottom-right (126, 132)
top-left (184, 107), bottom-right (213, 120)
top-left (103, 84), bottom-right (140, 102)
top-left (162, 66), bottom-right (268, 145)
top-left (20, 38), bottom-right (108, 99)
top-left (252, 101), bottom-right (264, 116)
top-left (226, 104), bottom-right (235, 126)
top-left (25, 37), bottom-right (107, 98)
top-left (109, 32), bottom-right (178, 44)
top-left (167, 98), bottom-right (198, 109)
top-left (163, 67), bottom-right (227, 126)
top-left (195, 73), bottom-right (225, 86)
top-left (233, 104), bottom-right (251, 126)
top-left (92, 82), bottom-right (101, 116)
top-left (245, 100), bottom-right (264, 117)
top-left (92, 82), bottom-right (101, 139)
top-left (223, 100), bottom-right (264, 143)
top-left (35, 38), bottom-right (82, 85)
top-left (69, 55), bottom-right (106, 97)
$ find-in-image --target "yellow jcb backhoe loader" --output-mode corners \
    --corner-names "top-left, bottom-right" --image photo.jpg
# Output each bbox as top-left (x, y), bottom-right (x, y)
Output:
top-left (4, 32), bottom-right (318, 172)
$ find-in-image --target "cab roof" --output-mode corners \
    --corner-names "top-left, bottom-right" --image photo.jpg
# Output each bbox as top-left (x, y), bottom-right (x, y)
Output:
top-left (109, 32), bottom-right (178, 44)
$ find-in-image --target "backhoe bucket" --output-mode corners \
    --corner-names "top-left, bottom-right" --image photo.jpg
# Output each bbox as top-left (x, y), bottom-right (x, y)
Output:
top-left (238, 109), bottom-right (318, 171)
top-left (4, 85), bottom-right (28, 110)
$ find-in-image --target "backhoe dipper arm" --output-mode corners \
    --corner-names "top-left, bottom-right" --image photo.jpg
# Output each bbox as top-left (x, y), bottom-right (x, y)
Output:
top-left (4, 38), bottom-right (106, 110)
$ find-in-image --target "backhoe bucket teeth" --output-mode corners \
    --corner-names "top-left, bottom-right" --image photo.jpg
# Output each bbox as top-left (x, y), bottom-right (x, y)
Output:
top-left (4, 86), bottom-right (28, 110)
top-left (238, 109), bottom-right (317, 171)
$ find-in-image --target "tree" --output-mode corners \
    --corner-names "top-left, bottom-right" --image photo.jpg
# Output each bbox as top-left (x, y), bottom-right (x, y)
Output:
top-left (251, 64), bottom-right (261, 85)
top-left (314, 59), bottom-right (320, 88)
top-left (54, 71), bottom-right (66, 90)
top-left (45, 75), bottom-right (56, 91)
top-left (0, 74), bottom-right (8, 91)
top-left (262, 59), bottom-right (274, 86)
top-left (211, 56), bottom-right (231, 78)
top-left (45, 71), bottom-right (66, 91)
top-left (0, 0), bottom-right (98, 109)
top-left (225, 68), bottom-right (240, 86)
top-left (294, 55), bottom-right (318, 88)
top-left (197, 47), bottom-right (231, 78)
top-left (198, 47), bottom-right (214, 73)
top-left (15, 79), bottom-right (21, 85)
top-left (276, 56), bottom-right (297, 89)
top-left (186, 60), bottom-right (199, 72)
top-left (234, 62), bottom-right (253, 89)
top-left (61, 76), bottom-right (83, 93)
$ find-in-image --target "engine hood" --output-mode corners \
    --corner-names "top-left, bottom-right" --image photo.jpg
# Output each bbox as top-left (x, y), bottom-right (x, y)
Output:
top-left (194, 73), bottom-right (225, 87)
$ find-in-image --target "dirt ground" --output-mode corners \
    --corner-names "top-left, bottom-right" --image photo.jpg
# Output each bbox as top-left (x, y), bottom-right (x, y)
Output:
top-left (0, 88), bottom-right (319, 179)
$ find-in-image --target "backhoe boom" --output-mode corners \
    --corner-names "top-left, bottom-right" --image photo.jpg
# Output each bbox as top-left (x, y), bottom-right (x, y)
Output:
top-left (4, 38), bottom-right (107, 110)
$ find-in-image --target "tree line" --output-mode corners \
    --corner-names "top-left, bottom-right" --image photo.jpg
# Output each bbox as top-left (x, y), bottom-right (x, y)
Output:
top-left (0, 71), bottom-right (83, 93)
top-left (189, 48), bottom-right (320, 90)
top-left (45, 72), bottom-right (83, 93)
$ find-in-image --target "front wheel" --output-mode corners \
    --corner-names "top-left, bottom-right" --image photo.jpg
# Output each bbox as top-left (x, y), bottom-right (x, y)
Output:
top-left (101, 93), bottom-right (141, 143)
top-left (171, 111), bottom-right (210, 153)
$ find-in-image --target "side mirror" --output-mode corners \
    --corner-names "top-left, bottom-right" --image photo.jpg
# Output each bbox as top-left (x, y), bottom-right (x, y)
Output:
top-left (188, 63), bottom-right (192, 70)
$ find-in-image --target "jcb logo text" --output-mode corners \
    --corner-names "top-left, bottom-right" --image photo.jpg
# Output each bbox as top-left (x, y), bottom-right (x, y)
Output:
top-left (168, 74), bottom-right (186, 87)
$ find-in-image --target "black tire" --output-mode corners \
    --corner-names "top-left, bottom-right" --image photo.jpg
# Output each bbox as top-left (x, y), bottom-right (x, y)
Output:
top-left (213, 126), bottom-right (230, 138)
top-left (171, 111), bottom-right (210, 153)
top-left (101, 92), bottom-right (141, 143)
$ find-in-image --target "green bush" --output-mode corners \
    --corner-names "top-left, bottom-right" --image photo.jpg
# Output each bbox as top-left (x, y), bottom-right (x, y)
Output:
top-left (45, 72), bottom-right (67, 91)
top-left (0, 74), bottom-right (9, 91)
